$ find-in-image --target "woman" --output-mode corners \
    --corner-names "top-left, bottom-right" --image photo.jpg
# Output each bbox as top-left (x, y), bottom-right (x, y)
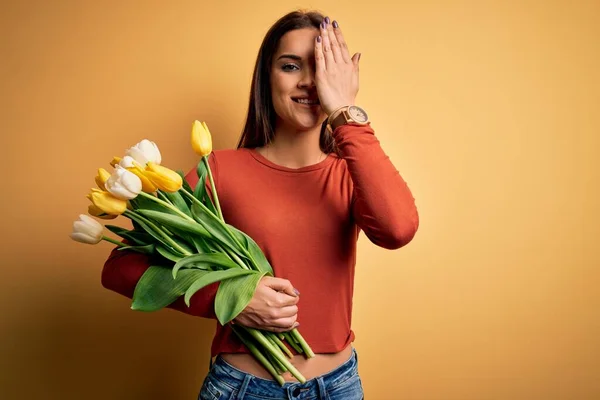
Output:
top-left (102, 10), bottom-right (419, 399)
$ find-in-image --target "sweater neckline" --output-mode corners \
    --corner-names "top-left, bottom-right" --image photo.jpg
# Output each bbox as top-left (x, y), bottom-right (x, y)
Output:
top-left (245, 148), bottom-right (335, 172)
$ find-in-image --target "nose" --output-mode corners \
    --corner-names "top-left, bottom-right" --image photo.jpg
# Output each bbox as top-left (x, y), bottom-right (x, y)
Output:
top-left (298, 66), bottom-right (316, 88)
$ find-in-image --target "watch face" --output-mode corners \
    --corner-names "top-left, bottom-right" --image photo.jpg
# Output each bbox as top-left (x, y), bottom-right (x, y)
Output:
top-left (348, 106), bottom-right (368, 123)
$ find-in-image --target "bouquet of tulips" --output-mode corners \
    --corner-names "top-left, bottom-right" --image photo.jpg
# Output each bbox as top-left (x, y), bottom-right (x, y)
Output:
top-left (70, 121), bottom-right (314, 385)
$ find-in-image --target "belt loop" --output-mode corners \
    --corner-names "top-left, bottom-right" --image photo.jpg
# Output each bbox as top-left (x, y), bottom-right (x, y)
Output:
top-left (316, 376), bottom-right (329, 400)
top-left (234, 374), bottom-right (252, 400)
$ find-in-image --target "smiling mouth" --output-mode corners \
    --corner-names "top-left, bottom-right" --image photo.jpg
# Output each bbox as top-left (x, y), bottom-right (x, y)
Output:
top-left (292, 98), bottom-right (320, 105)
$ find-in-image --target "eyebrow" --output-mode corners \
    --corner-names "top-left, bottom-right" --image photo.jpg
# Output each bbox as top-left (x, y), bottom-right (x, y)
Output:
top-left (276, 54), bottom-right (302, 61)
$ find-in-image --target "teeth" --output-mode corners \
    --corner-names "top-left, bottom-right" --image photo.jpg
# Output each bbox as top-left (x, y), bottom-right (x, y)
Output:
top-left (295, 98), bottom-right (318, 104)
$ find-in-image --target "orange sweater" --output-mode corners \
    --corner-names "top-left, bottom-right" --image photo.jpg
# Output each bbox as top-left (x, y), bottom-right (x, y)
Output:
top-left (101, 122), bottom-right (419, 357)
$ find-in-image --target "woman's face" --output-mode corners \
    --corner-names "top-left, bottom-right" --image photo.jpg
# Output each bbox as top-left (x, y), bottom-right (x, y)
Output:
top-left (270, 28), bottom-right (327, 131)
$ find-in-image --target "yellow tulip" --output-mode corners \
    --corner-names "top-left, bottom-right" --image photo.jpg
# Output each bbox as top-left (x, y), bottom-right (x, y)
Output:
top-left (88, 204), bottom-right (118, 220)
top-left (191, 120), bottom-right (213, 157)
top-left (110, 156), bottom-right (122, 168)
top-left (126, 166), bottom-right (158, 193)
top-left (143, 162), bottom-right (183, 192)
top-left (94, 168), bottom-right (111, 191)
top-left (87, 188), bottom-right (128, 215)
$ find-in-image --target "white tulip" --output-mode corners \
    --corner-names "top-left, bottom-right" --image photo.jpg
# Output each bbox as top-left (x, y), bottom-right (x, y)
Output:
top-left (126, 139), bottom-right (162, 166)
top-left (70, 214), bottom-right (103, 244)
top-left (118, 155), bottom-right (137, 168)
top-left (105, 165), bottom-right (142, 200)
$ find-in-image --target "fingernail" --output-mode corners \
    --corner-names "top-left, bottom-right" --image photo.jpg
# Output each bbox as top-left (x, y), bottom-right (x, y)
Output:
top-left (321, 21), bottom-right (325, 29)
top-left (317, 35), bottom-right (321, 43)
top-left (294, 288), bottom-right (300, 296)
top-left (325, 16), bottom-right (330, 24)
top-left (333, 20), bottom-right (338, 29)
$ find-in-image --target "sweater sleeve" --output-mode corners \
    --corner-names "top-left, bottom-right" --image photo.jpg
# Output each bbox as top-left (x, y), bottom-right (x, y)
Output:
top-left (100, 153), bottom-right (220, 319)
top-left (332, 122), bottom-right (419, 249)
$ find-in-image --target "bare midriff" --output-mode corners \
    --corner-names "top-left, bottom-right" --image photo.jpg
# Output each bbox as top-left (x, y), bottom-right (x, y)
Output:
top-left (219, 345), bottom-right (352, 382)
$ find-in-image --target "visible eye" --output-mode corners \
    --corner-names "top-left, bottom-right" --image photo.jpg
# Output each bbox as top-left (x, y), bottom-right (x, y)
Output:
top-left (282, 63), bottom-right (299, 72)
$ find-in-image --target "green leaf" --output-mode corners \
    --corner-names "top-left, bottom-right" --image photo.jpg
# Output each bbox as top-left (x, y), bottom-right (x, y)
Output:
top-left (200, 157), bottom-right (219, 215)
top-left (105, 225), bottom-right (152, 246)
top-left (130, 195), bottom-right (170, 214)
top-left (177, 170), bottom-right (194, 195)
top-left (131, 266), bottom-right (207, 312)
top-left (189, 203), bottom-right (239, 251)
top-left (156, 245), bottom-right (184, 262)
top-left (188, 234), bottom-right (212, 254)
top-left (194, 159), bottom-right (208, 202)
top-left (226, 224), bottom-right (274, 275)
top-left (162, 190), bottom-right (192, 217)
top-left (215, 271), bottom-right (267, 325)
top-left (184, 269), bottom-right (255, 306)
top-left (126, 211), bottom-right (195, 255)
top-left (203, 190), bottom-right (218, 217)
top-left (137, 209), bottom-right (210, 239)
top-left (118, 243), bottom-right (156, 255)
top-left (173, 253), bottom-right (240, 278)
top-left (125, 212), bottom-right (175, 248)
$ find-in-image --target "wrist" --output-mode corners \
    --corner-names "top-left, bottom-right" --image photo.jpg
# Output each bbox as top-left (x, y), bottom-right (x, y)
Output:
top-left (327, 105), bottom-right (349, 129)
top-left (327, 105), bottom-right (370, 131)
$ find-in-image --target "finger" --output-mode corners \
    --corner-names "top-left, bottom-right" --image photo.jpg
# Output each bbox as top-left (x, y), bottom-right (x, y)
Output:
top-left (325, 18), bottom-right (344, 63)
top-left (274, 305), bottom-right (298, 318)
top-left (270, 316), bottom-right (298, 330)
top-left (264, 277), bottom-right (298, 297)
top-left (320, 19), bottom-right (335, 69)
top-left (315, 34), bottom-right (326, 75)
top-left (274, 292), bottom-right (300, 307)
top-left (332, 21), bottom-right (352, 63)
top-left (352, 52), bottom-right (361, 69)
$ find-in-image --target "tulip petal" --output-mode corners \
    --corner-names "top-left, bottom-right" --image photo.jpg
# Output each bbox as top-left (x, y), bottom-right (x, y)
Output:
top-left (70, 214), bottom-right (103, 244)
top-left (126, 167), bottom-right (157, 193)
top-left (127, 139), bottom-right (162, 165)
top-left (144, 162), bottom-right (183, 192)
top-left (110, 156), bottom-right (122, 167)
top-left (95, 168), bottom-right (111, 191)
top-left (89, 190), bottom-right (127, 215)
top-left (191, 120), bottom-right (213, 157)
top-left (70, 232), bottom-right (99, 244)
top-left (105, 165), bottom-right (142, 200)
top-left (88, 204), bottom-right (118, 220)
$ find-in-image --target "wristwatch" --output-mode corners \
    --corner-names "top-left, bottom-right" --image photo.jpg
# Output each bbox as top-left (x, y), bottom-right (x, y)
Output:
top-left (327, 105), bottom-right (370, 131)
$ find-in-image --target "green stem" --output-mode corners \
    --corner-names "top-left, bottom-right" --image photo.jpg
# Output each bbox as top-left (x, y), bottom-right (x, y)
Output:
top-left (231, 325), bottom-right (284, 386)
top-left (213, 242), bottom-right (250, 270)
top-left (123, 210), bottom-right (191, 256)
top-left (265, 332), bottom-right (293, 358)
top-left (290, 329), bottom-right (315, 358)
top-left (265, 349), bottom-right (287, 375)
top-left (138, 191), bottom-right (194, 222)
top-left (102, 236), bottom-right (126, 247)
top-left (246, 327), bottom-right (306, 383)
top-left (180, 189), bottom-right (253, 261)
top-left (282, 332), bottom-right (303, 354)
top-left (156, 190), bottom-right (173, 205)
top-left (203, 156), bottom-right (224, 221)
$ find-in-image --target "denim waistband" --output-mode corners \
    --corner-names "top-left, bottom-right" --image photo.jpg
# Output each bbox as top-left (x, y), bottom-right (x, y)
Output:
top-left (209, 347), bottom-right (358, 399)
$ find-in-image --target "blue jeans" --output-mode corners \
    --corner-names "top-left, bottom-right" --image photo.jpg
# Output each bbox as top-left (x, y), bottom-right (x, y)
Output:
top-left (198, 348), bottom-right (364, 399)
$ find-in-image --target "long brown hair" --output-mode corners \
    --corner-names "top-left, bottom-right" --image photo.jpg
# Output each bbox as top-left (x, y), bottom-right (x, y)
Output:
top-left (236, 10), bottom-right (341, 157)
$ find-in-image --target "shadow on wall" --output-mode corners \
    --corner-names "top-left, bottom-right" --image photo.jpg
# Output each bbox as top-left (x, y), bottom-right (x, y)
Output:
top-left (2, 271), bottom-right (215, 400)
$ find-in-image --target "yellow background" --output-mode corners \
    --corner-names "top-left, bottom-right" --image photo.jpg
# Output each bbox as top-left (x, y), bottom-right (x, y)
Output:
top-left (1, 1), bottom-right (598, 399)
